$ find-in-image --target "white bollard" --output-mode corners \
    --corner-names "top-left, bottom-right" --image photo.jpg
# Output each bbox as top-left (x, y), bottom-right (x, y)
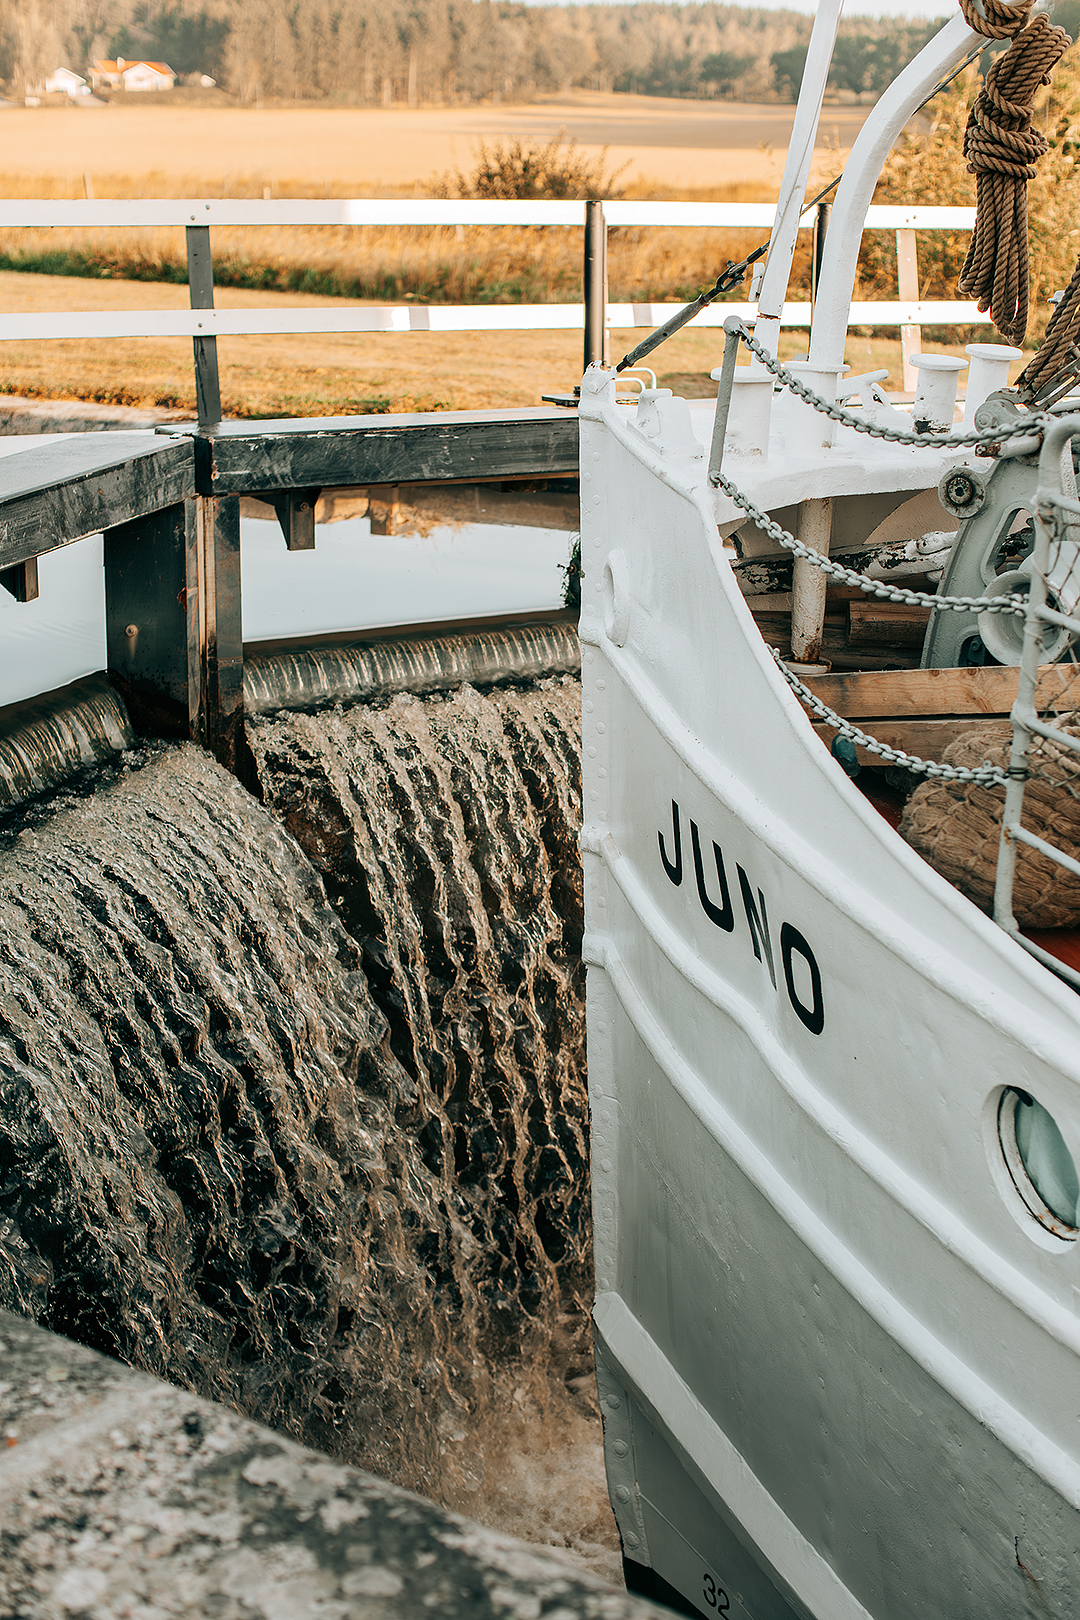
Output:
top-left (784, 362), bottom-right (846, 453)
top-left (963, 342), bottom-right (1023, 428)
top-left (911, 353), bottom-right (967, 432)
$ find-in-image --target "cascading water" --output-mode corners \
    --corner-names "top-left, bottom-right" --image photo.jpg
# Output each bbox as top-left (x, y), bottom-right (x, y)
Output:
top-left (0, 671), bottom-right (614, 1572)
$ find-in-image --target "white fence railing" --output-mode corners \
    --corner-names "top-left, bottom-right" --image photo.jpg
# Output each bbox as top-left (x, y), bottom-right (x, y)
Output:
top-left (0, 199), bottom-right (982, 414)
top-left (0, 200), bottom-right (976, 229)
top-left (0, 299), bottom-right (986, 343)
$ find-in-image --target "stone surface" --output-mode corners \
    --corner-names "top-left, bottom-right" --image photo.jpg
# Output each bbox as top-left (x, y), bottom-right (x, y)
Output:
top-left (0, 1311), bottom-right (667, 1620)
top-left (0, 395), bottom-right (189, 433)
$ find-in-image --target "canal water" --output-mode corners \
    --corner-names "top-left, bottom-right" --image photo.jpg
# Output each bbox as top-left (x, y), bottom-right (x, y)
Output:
top-left (0, 444), bottom-right (617, 1577)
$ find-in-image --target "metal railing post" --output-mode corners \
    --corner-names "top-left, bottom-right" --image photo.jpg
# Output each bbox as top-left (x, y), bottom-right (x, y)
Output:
top-left (186, 225), bottom-right (222, 428)
top-left (811, 202), bottom-right (831, 312)
top-left (708, 318), bottom-right (744, 486)
top-left (584, 200), bottom-right (608, 372)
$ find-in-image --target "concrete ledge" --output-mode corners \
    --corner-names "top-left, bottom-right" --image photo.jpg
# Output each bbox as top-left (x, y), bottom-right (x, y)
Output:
top-left (0, 1311), bottom-right (668, 1620)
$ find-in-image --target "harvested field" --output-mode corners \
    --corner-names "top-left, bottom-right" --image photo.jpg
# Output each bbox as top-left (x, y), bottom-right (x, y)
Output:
top-left (0, 92), bottom-right (856, 308)
top-left (0, 270), bottom-right (1027, 418)
top-left (0, 91), bottom-right (868, 194)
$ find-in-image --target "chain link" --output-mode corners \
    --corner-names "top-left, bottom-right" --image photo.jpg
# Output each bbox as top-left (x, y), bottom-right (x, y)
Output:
top-left (771, 648), bottom-right (1010, 784)
top-left (729, 321), bottom-right (1050, 449)
top-left (718, 471), bottom-right (1024, 612)
top-left (716, 321), bottom-right (1032, 782)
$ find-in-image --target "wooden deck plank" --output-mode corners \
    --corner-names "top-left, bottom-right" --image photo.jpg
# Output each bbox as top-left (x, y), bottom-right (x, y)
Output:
top-left (800, 662), bottom-right (1080, 719)
top-left (0, 435), bottom-right (195, 567)
top-left (811, 716), bottom-right (1009, 766)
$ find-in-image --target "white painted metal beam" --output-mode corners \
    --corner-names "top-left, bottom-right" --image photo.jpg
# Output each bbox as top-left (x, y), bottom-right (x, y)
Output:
top-left (754, 0), bottom-right (845, 352)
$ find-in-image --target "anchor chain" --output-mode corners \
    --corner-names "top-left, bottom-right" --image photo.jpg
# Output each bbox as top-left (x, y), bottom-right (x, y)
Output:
top-left (715, 469), bottom-right (1024, 613)
top-left (770, 648), bottom-right (1011, 784)
top-left (726, 320), bottom-right (1048, 451)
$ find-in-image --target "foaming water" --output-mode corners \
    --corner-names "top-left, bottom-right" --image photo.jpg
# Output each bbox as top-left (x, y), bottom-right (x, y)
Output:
top-left (0, 675), bottom-right (611, 1565)
top-left (247, 678), bottom-right (590, 1376)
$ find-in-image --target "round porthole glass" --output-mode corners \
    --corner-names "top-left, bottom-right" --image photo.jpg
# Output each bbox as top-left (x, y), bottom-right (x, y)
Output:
top-left (999, 1090), bottom-right (1080, 1239)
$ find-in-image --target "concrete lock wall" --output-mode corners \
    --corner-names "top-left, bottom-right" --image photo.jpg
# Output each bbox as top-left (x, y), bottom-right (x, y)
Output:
top-left (0, 1311), bottom-right (668, 1620)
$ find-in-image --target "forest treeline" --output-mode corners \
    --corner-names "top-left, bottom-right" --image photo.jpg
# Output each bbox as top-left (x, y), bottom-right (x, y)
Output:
top-left (4, 0), bottom-right (949, 107)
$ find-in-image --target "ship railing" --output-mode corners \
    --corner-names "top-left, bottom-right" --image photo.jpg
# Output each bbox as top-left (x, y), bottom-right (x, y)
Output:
top-left (0, 198), bottom-right (981, 425)
top-left (993, 415), bottom-right (1080, 989)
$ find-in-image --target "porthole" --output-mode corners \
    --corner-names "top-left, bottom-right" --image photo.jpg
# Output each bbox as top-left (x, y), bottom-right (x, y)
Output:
top-left (998, 1089), bottom-right (1080, 1241)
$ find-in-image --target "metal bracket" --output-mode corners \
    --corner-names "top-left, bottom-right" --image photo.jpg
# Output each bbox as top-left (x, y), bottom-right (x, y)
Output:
top-left (270, 488), bottom-right (321, 551)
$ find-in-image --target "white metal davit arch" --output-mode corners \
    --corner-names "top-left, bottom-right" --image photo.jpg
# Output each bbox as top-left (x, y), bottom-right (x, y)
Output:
top-left (807, 1), bottom-right (1029, 374)
top-left (752, 0), bottom-right (844, 361)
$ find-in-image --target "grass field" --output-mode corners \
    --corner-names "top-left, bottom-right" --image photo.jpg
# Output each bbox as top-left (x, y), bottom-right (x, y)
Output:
top-left (0, 93), bottom-right (860, 309)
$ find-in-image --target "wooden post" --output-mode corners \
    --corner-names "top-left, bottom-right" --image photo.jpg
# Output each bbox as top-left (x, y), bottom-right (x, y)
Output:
top-left (186, 225), bottom-right (222, 428)
top-left (104, 494), bottom-right (245, 778)
top-left (0, 558), bottom-right (38, 602)
top-left (190, 494), bottom-right (245, 774)
top-left (791, 497), bottom-right (833, 665)
top-left (105, 501), bottom-right (195, 740)
top-left (895, 227), bottom-right (920, 395)
top-left (584, 201), bottom-right (608, 373)
top-left (271, 488), bottom-right (320, 550)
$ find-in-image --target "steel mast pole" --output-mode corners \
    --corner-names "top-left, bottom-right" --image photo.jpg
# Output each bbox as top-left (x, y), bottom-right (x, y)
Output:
top-left (583, 200), bottom-right (608, 372)
top-left (752, 0), bottom-right (844, 366)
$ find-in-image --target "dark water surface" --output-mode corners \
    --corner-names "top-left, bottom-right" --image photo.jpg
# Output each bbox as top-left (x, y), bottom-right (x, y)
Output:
top-left (0, 676), bottom-right (605, 1555)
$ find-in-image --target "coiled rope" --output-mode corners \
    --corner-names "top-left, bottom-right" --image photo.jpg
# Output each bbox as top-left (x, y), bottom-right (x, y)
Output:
top-left (957, 0), bottom-right (1069, 346)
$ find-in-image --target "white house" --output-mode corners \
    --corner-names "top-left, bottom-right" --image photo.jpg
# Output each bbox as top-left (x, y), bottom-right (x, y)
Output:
top-left (45, 67), bottom-right (90, 96)
top-left (91, 59), bottom-right (176, 92)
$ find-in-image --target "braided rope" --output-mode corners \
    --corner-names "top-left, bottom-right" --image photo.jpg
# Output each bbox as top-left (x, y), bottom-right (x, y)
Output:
top-left (771, 647), bottom-right (1011, 783)
top-left (957, 9), bottom-right (1070, 345)
top-left (726, 319), bottom-right (1047, 450)
top-left (717, 468), bottom-right (1025, 611)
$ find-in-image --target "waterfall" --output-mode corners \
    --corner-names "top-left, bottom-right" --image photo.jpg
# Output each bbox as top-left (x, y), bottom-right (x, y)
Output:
top-left (0, 673), bottom-right (596, 1548)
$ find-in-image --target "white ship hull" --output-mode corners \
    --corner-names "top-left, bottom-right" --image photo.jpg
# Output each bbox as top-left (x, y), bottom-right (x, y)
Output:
top-left (579, 377), bottom-right (1080, 1619)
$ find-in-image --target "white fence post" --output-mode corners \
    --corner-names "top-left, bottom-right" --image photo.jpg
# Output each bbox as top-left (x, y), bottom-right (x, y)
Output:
top-left (896, 227), bottom-right (920, 393)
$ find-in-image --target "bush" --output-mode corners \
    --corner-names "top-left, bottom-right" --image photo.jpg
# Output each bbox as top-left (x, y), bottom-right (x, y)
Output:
top-left (433, 134), bottom-right (627, 201)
